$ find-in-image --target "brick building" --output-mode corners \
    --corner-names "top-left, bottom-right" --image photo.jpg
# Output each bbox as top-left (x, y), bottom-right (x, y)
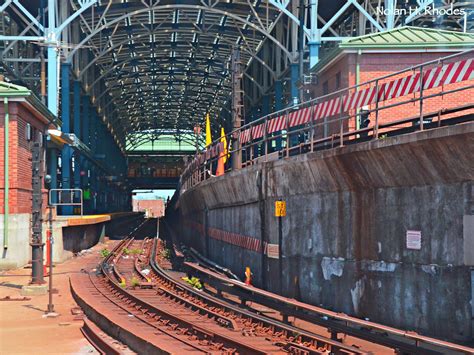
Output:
top-left (309, 27), bottom-right (474, 136)
top-left (0, 82), bottom-right (57, 269)
top-left (132, 198), bottom-right (165, 218)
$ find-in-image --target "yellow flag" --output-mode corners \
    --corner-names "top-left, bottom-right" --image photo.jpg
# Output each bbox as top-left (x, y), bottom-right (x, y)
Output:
top-left (220, 127), bottom-right (228, 164)
top-left (205, 113), bottom-right (212, 148)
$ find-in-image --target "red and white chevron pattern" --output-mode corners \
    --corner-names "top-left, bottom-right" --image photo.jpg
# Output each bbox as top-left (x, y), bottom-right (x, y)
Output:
top-left (208, 227), bottom-right (262, 252)
top-left (184, 220), bottom-right (265, 253)
top-left (267, 115), bottom-right (286, 134)
top-left (236, 58), bottom-right (473, 145)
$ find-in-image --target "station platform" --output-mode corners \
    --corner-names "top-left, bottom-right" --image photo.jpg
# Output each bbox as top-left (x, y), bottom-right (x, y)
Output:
top-left (50, 212), bottom-right (144, 264)
top-left (56, 212), bottom-right (139, 227)
top-left (0, 239), bottom-right (124, 354)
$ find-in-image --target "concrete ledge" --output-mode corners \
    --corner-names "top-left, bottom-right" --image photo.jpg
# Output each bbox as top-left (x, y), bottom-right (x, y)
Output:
top-left (0, 260), bottom-right (18, 271)
top-left (21, 284), bottom-right (48, 296)
top-left (64, 215), bottom-right (111, 227)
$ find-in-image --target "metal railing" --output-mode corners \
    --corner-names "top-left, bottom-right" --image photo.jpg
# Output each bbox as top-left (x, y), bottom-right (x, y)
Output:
top-left (180, 49), bottom-right (474, 192)
top-left (48, 189), bottom-right (83, 216)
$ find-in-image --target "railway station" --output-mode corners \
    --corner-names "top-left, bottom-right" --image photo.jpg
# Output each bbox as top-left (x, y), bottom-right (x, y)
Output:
top-left (0, 0), bottom-right (473, 354)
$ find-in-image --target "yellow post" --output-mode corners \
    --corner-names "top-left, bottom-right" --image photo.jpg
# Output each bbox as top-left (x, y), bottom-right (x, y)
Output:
top-left (205, 113), bottom-right (212, 147)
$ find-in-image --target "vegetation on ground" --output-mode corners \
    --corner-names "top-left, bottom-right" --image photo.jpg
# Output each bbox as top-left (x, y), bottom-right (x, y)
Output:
top-left (119, 277), bottom-right (126, 288)
top-left (130, 276), bottom-right (140, 288)
top-left (182, 276), bottom-right (202, 290)
top-left (161, 248), bottom-right (171, 260)
top-left (100, 248), bottom-right (111, 258)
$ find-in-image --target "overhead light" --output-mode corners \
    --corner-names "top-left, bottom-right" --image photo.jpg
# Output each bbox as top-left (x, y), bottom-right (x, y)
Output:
top-left (47, 129), bottom-right (62, 137)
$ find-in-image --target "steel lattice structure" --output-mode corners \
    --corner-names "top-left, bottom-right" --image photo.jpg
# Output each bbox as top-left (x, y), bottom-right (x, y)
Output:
top-left (0, 0), bottom-right (472, 153)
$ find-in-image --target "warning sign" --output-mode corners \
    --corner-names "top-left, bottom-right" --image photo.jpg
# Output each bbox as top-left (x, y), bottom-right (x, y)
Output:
top-left (406, 230), bottom-right (421, 250)
top-left (266, 244), bottom-right (279, 259)
top-left (275, 200), bottom-right (286, 217)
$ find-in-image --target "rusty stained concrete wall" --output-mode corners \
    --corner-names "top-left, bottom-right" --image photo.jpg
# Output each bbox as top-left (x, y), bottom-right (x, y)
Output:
top-left (170, 121), bottom-right (474, 343)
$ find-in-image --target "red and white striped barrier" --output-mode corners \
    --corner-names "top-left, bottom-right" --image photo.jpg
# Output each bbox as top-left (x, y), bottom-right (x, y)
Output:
top-left (184, 220), bottom-right (265, 253)
top-left (236, 57), bottom-right (473, 144)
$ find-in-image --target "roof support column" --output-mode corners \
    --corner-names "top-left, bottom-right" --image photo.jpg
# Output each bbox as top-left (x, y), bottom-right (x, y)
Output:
top-left (47, 149), bottom-right (58, 201)
top-left (46, 0), bottom-right (59, 193)
top-left (82, 94), bottom-right (90, 212)
top-left (73, 80), bottom-right (81, 191)
top-left (61, 63), bottom-right (73, 214)
top-left (385, 0), bottom-right (396, 30)
top-left (308, 0), bottom-right (320, 69)
top-left (90, 109), bottom-right (98, 213)
top-left (290, 63), bottom-right (299, 106)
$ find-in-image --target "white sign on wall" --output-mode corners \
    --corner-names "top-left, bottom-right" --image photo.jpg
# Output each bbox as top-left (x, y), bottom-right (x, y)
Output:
top-left (266, 244), bottom-right (280, 259)
top-left (406, 230), bottom-right (422, 250)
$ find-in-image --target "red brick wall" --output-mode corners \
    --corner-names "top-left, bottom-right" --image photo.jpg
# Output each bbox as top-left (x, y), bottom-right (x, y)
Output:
top-left (358, 52), bottom-right (474, 132)
top-left (0, 102), bottom-right (48, 214)
top-left (309, 51), bottom-right (473, 137)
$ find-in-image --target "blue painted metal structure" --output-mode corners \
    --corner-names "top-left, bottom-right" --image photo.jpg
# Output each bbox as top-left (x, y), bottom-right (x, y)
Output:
top-left (1, 0), bottom-right (469, 213)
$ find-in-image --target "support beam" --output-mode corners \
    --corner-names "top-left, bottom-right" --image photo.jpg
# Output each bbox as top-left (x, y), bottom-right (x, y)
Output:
top-left (274, 80), bottom-right (283, 151)
top-left (73, 80), bottom-right (81, 190)
top-left (309, 0), bottom-right (320, 69)
top-left (290, 63), bottom-right (299, 105)
top-left (262, 95), bottom-right (270, 116)
top-left (385, 0), bottom-right (396, 29)
top-left (47, 149), bottom-right (58, 201)
top-left (81, 95), bottom-right (90, 213)
top-left (61, 63), bottom-right (72, 214)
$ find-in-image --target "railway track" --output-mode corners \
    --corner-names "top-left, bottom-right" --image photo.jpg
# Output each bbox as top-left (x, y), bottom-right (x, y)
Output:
top-left (144, 238), bottom-right (368, 354)
top-left (72, 221), bottom-right (370, 354)
top-left (181, 247), bottom-right (474, 355)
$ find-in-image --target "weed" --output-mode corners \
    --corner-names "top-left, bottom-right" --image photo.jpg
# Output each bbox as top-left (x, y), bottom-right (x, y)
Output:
top-left (182, 276), bottom-right (202, 290)
top-left (161, 249), bottom-right (171, 260)
top-left (130, 276), bottom-right (140, 288)
top-left (119, 278), bottom-right (126, 288)
top-left (100, 249), bottom-right (110, 258)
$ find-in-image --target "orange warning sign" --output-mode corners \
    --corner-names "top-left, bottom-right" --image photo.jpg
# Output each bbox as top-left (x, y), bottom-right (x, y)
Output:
top-left (275, 200), bottom-right (286, 217)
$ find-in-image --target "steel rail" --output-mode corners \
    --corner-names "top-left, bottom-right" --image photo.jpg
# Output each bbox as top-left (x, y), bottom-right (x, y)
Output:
top-left (149, 238), bottom-right (368, 355)
top-left (99, 239), bottom-right (272, 353)
top-left (184, 260), bottom-right (474, 355)
top-left (80, 317), bottom-right (121, 355)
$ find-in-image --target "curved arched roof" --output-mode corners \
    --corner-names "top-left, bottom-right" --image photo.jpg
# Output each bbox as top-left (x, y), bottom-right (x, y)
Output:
top-left (66, 0), bottom-right (301, 150)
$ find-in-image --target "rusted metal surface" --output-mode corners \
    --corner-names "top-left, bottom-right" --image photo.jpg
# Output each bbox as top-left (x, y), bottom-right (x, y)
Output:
top-left (148, 238), bottom-right (368, 354)
top-left (0, 296), bottom-right (31, 301)
top-left (184, 260), bottom-right (474, 355)
top-left (81, 317), bottom-right (122, 355)
top-left (72, 223), bottom-right (368, 354)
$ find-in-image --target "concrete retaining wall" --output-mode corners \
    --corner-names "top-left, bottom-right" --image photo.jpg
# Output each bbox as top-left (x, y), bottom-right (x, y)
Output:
top-left (170, 122), bottom-right (474, 342)
top-left (0, 214), bottom-right (31, 270)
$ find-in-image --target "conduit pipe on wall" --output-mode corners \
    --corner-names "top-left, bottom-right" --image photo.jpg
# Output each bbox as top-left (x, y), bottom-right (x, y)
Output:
top-left (355, 49), bottom-right (361, 130)
top-left (3, 97), bottom-right (9, 249)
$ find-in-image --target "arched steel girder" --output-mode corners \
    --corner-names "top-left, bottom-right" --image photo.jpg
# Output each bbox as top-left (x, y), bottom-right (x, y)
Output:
top-left (103, 85), bottom-right (238, 122)
top-left (88, 55), bottom-right (227, 91)
top-left (95, 73), bottom-right (230, 108)
top-left (109, 92), bottom-right (234, 129)
top-left (59, 2), bottom-right (311, 140)
top-left (67, 4), bottom-right (296, 64)
top-left (125, 131), bottom-right (201, 151)
top-left (109, 93), bottom-right (235, 128)
top-left (95, 80), bottom-right (230, 117)
top-left (78, 30), bottom-right (277, 81)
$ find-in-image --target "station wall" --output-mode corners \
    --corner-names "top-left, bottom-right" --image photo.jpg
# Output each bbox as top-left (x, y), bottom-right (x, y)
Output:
top-left (170, 122), bottom-right (474, 342)
top-left (0, 102), bottom-right (49, 269)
